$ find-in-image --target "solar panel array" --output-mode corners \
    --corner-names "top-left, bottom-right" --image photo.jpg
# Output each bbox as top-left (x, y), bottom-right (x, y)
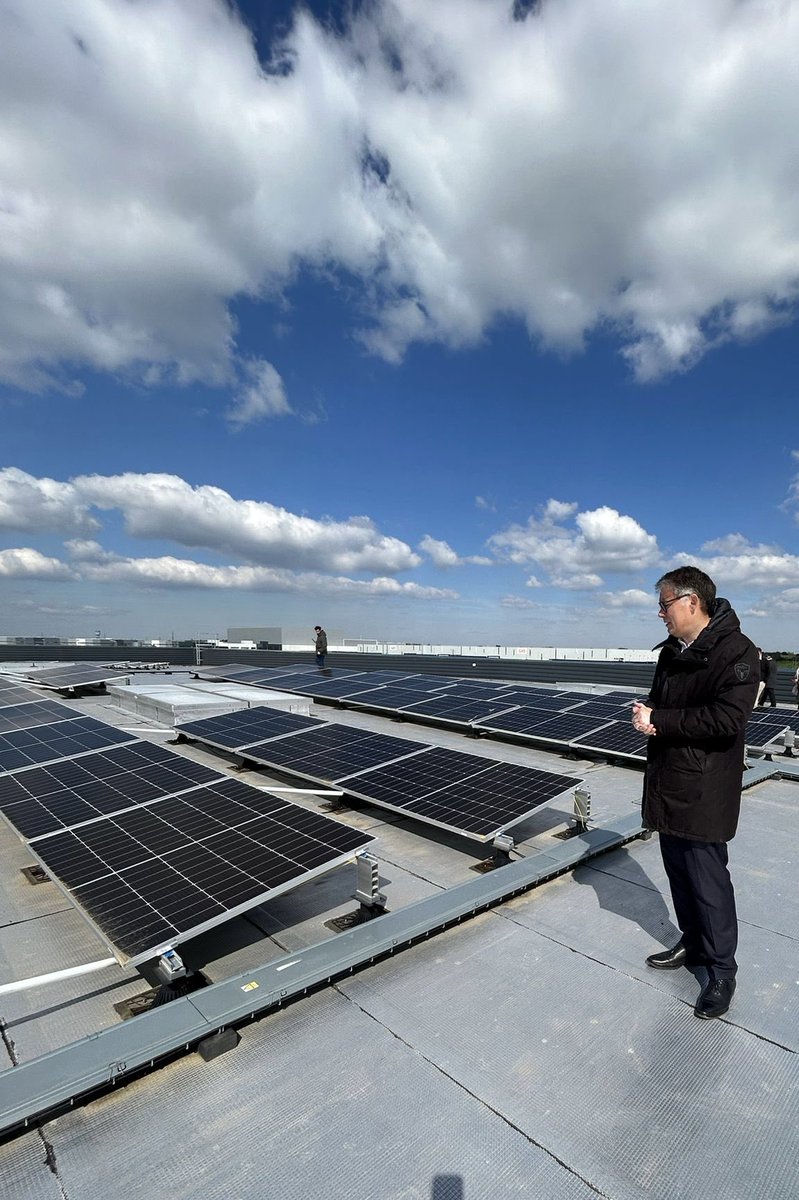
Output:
top-left (30, 778), bottom-right (375, 963)
top-left (194, 665), bottom-right (648, 760)
top-left (0, 681), bottom-right (376, 965)
top-left (194, 665), bottom-right (796, 763)
top-left (176, 708), bottom-right (582, 843)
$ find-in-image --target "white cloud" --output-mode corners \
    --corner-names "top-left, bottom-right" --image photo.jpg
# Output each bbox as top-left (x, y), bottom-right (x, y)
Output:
top-left (543, 500), bottom-right (579, 523)
top-left (550, 573), bottom-right (603, 591)
top-left (674, 538), bottom-right (799, 589)
top-left (419, 534), bottom-right (491, 567)
top-left (489, 501), bottom-right (659, 583)
top-left (604, 588), bottom-right (653, 609)
top-left (225, 359), bottom-right (292, 428)
top-left (0, 548), bottom-right (74, 579)
top-left (475, 495), bottom-right (495, 512)
top-left (64, 539), bottom-right (118, 563)
top-left (80, 554), bottom-right (457, 599)
top-left (2, 1), bottom-right (798, 391)
top-left (0, 469), bottom-right (420, 575)
top-left (0, 540), bottom-right (456, 599)
top-left (0, 467), bottom-right (98, 534)
top-left (500, 595), bottom-right (537, 610)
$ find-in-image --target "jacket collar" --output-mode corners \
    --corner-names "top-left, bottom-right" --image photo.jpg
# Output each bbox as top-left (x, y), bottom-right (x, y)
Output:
top-left (652, 596), bottom-right (739, 654)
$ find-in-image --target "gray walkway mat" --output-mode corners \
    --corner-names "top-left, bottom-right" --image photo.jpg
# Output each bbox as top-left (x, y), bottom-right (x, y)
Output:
top-left (339, 912), bottom-right (799, 1200)
top-left (32, 989), bottom-right (601, 1200)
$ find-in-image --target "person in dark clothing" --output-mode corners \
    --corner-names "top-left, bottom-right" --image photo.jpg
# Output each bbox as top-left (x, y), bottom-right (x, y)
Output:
top-left (632, 566), bottom-right (757, 1020)
top-left (758, 653), bottom-right (778, 707)
top-left (313, 625), bottom-right (327, 668)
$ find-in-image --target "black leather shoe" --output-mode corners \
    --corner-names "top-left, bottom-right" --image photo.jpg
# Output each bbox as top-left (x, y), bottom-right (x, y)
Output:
top-left (646, 943), bottom-right (687, 970)
top-left (695, 977), bottom-right (736, 1019)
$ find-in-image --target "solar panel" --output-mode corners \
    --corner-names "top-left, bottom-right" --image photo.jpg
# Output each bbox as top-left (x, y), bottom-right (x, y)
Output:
top-left (747, 707), bottom-right (788, 724)
top-left (390, 675), bottom-right (460, 692)
top-left (401, 762), bottom-right (582, 838)
top-left (494, 691), bottom-right (569, 710)
top-left (176, 706), bottom-right (325, 751)
top-left (296, 675), bottom-right (375, 698)
top-left (0, 684), bottom-right (53, 706)
top-left (347, 685), bottom-right (440, 711)
top-left (29, 776), bottom-right (375, 964)
top-left (252, 672), bottom-right (328, 693)
top-left (508, 712), bottom-right (610, 744)
top-left (0, 741), bottom-right (227, 841)
top-left (351, 671), bottom-right (421, 686)
top-left (212, 667), bottom-right (276, 685)
top-left (398, 695), bottom-right (519, 725)
top-left (0, 699), bottom-right (79, 733)
top-left (570, 721), bottom-right (648, 761)
top-left (23, 665), bottom-right (132, 689)
top-left (745, 719), bottom-right (788, 747)
top-left (194, 663), bottom-right (255, 681)
top-left (245, 726), bottom-right (430, 782)
top-left (433, 682), bottom-right (510, 700)
top-left (564, 699), bottom-right (635, 721)
top-left (0, 675), bottom-right (32, 691)
top-left (343, 747), bottom-right (582, 840)
top-left (472, 706), bottom-right (569, 734)
top-left (0, 716), bottom-right (137, 774)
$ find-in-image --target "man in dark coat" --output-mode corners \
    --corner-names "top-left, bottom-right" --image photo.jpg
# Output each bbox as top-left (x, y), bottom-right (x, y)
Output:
top-left (758, 653), bottom-right (779, 707)
top-left (313, 625), bottom-right (328, 668)
top-left (632, 566), bottom-right (758, 1020)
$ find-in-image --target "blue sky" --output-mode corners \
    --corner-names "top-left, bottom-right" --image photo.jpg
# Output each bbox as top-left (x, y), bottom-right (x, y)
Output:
top-left (2, 0), bottom-right (799, 649)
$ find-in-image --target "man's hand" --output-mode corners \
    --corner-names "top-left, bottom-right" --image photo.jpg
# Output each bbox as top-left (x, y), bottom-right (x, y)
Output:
top-left (632, 701), bottom-right (657, 736)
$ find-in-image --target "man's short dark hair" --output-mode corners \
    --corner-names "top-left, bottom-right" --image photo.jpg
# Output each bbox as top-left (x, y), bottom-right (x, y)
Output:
top-left (656, 566), bottom-right (716, 615)
top-left (314, 625), bottom-right (321, 631)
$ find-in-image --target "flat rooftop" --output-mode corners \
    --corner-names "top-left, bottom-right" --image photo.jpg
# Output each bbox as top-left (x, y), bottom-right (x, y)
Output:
top-left (0, 669), bottom-right (796, 1199)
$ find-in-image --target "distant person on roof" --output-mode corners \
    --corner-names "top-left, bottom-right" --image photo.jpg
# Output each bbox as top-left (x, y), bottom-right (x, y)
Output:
top-left (314, 625), bottom-right (327, 669)
top-left (758, 652), bottom-right (778, 708)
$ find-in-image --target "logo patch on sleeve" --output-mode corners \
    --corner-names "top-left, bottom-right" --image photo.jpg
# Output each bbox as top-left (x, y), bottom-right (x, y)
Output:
top-left (734, 662), bottom-right (751, 681)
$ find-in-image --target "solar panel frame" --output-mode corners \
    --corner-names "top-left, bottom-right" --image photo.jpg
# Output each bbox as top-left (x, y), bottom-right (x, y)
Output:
top-left (29, 778), bottom-right (375, 964)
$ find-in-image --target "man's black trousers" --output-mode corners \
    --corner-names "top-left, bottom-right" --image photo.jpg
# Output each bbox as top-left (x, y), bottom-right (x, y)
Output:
top-left (659, 832), bottom-right (738, 979)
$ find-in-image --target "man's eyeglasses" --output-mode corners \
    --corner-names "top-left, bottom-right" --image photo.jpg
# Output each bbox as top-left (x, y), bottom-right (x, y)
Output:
top-left (658, 594), bottom-right (692, 613)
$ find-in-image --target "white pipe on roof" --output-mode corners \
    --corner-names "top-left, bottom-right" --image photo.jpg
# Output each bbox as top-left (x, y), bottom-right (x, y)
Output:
top-left (0, 958), bottom-right (117, 996)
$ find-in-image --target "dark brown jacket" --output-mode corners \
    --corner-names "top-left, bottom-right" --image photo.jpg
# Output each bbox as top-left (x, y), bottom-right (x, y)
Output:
top-left (642, 599), bottom-right (758, 842)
